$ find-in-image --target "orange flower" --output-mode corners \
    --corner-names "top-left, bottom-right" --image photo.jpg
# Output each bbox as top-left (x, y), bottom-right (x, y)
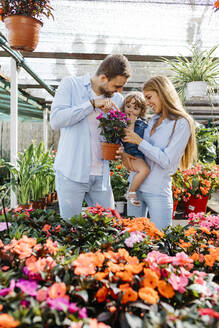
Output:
top-left (204, 254), bottom-right (215, 267)
top-left (94, 272), bottom-right (109, 281)
top-left (89, 318), bottom-right (111, 328)
top-left (184, 227), bottom-right (196, 236)
top-left (48, 282), bottom-right (66, 299)
top-left (115, 271), bottom-right (133, 282)
top-left (124, 263), bottom-right (144, 274)
top-left (121, 287), bottom-right (138, 304)
top-left (190, 253), bottom-right (200, 262)
top-left (95, 286), bottom-right (108, 303)
top-left (44, 239), bottom-right (58, 255)
top-left (72, 253), bottom-right (98, 276)
top-left (157, 280), bottom-right (175, 298)
top-left (0, 314), bottom-right (19, 328)
top-left (0, 305), bottom-right (2, 311)
top-left (142, 269), bottom-right (159, 288)
top-left (138, 287), bottom-right (159, 304)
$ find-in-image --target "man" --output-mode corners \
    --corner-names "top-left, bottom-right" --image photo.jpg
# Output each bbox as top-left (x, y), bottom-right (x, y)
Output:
top-left (50, 54), bottom-right (131, 220)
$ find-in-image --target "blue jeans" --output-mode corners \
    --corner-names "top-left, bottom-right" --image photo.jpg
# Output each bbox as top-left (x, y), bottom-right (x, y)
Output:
top-left (127, 191), bottom-right (173, 230)
top-left (55, 171), bottom-right (114, 220)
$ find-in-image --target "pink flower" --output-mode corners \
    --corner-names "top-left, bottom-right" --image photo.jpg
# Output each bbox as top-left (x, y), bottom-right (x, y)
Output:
top-left (124, 231), bottom-right (145, 247)
top-left (16, 279), bottom-right (38, 296)
top-left (168, 273), bottom-right (188, 293)
top-left (68, 302), bottom-right (79, 313)
top-left (172, 252), bottom-right (193, 270)
top-left (78, 307), bottom-right (88, 319)
top-left (47, 297), bottom-right (69, 311)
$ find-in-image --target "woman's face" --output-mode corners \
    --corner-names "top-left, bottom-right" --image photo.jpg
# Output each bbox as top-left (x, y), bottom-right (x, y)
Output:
top-left (124, 98), bottom-right (142, 118)
top-left (144, 90), bottom-right (162, 114)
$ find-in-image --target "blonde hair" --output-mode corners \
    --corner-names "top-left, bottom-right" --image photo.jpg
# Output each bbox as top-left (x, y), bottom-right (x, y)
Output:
top-left (143, 75), bottom-right (197, 169)
top-left (121, 91), bottom-right (147, 119)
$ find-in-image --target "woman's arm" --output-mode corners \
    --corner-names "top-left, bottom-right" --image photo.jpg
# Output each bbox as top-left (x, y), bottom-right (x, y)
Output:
top-left (123, 119), bottom-right (191, 169)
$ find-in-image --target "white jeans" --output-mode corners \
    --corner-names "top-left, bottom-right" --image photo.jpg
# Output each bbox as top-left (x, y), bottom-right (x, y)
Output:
top-left (55, 171), bottom-right (115, 220)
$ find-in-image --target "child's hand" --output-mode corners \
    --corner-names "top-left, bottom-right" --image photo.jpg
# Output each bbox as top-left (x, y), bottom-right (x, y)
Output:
top-left (127, 112), bottom-right (137, 124)
top-left (122, 152), bottom-right (136, 171)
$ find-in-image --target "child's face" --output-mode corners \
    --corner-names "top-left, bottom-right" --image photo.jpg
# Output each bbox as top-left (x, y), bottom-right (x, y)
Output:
top-left (124, 98), bottom-right (142, 118)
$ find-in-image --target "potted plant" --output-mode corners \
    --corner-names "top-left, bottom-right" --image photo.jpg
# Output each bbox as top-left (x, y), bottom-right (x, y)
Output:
top-left (0, 0), bottom-right (54, 52)
top-left (97, 108), bottom-right (130, 160)
top-left (110, 160), bottom-right (129, 214)
top-left (196, 126), bottom-right (219, 163)
top-left (162, 45), bottom-right (219, 100)
top-left (172, 163), bottom-right (219, 215)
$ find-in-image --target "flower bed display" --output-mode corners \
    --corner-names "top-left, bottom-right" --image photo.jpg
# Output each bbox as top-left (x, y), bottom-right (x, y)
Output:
top-left (0, 205), bottom-right (218, 327)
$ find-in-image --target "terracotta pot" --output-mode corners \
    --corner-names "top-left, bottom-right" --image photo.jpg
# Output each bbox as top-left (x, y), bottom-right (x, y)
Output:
top-left (101, 143), bottom-right (120, 160)
top-left (184, 195), bottom-right (209, 215)
top-left (172, 200), bottom-right (178, 220)
top-left (31, 200), bottom-right (43, 210)
top-left (18, 204), bottom-right (32, 210)
top-left (4, 15), bottom-right (43, 52)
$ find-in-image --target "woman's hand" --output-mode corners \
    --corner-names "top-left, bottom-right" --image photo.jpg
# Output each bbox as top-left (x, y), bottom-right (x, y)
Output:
top-left (123, 128), bottom-right (143, 145)
top-left (115, 146), bottom-right (124, 160)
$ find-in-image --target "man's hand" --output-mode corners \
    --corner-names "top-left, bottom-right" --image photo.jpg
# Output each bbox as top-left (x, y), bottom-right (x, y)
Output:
top-left (93, 98), bottom-right (120, 113)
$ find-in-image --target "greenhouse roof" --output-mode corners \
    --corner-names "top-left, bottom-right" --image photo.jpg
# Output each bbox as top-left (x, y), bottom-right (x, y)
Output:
top-left (0, 0), bottom-right (218, 122)
top-left (0, 73), bottom-right (46, 121)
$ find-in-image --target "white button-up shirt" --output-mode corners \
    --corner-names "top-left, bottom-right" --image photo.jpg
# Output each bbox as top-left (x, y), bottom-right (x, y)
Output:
top-left (50, 74), bottom-right (124, 188)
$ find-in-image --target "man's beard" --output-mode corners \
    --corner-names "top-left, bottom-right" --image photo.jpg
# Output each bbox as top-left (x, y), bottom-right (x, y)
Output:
top-left (99, 86), bottom-right (114, 98)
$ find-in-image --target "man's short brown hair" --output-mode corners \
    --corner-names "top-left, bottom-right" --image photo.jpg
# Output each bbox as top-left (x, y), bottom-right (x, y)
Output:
top-left (96, 54), bottom-right (131, 80)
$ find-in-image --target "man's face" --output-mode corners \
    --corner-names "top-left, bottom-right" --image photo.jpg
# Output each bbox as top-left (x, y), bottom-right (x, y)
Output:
top-left (99, 75), bottom-right (128, 97)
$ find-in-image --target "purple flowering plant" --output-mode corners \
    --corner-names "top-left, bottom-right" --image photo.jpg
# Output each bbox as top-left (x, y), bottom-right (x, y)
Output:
top-left (96, 108), bottom-right (130, 144)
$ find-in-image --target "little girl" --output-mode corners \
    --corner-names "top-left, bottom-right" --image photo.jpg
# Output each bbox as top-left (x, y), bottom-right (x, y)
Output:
top-left (121, 91), bottom-right (150, 206)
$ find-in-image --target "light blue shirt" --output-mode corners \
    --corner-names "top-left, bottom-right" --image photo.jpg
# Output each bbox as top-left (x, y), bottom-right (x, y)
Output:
top-left (50, 74), bottom-right (124, 188)
top-left (133, 115), bottom-right (191, 196)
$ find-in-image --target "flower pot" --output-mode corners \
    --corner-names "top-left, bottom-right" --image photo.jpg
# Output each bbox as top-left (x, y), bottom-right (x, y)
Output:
top-left (18, 204), bottom-right (32, 210)
top-left (4, 15), bottom-right (43, 52)
top-left (115, 201), bottom-right (125, 214)
top-left (172, 200), bottom-right (178, 220)
top-left (101, 143), bottom-right (120, 160)
top-left (185, 81), bottom-right (208, 98)
top-left (184, 195), bottom-right (209, 215)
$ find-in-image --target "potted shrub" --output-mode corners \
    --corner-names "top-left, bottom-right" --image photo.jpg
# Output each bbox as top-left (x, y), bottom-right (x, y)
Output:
top-left (162, 45), bottom-right (219, 100)
top-left (0, 0), bottom-right (54, 52)
top-left (110, 160), bottom-right (129, 214)
top-left (196, 126), bottom-right (219, 163)
top-left (97, 108), bottom-right (130, 160)
top-left (172, 163), bottom-right (219, 215)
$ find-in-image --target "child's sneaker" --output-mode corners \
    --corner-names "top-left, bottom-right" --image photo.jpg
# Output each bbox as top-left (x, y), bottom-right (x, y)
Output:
top-left (125, 191), bottom-right (141, 207)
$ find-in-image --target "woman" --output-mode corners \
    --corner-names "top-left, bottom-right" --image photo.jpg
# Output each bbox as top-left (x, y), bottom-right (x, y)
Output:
top-left (122, 75), bottom-right (197, 230)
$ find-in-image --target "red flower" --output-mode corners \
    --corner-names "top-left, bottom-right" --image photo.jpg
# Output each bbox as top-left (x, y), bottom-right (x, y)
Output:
top-left (199, 308), bottom-right (219, 320)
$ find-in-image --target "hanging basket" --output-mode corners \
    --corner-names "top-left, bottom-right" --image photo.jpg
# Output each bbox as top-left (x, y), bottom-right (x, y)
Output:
top-left (4, 15), bottom-right (43, 52)
top-left (184, 194), bottom-right (209, 215)
top-left (185, 81), bottom-right (208, 98)
top-left (101, 142), bottom-right (120, 160)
